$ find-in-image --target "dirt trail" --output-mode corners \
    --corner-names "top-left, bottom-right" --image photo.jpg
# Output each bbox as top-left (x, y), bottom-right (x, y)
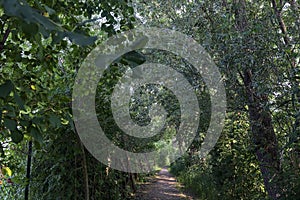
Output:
top-left (134, 167), bottom-right (194, 200)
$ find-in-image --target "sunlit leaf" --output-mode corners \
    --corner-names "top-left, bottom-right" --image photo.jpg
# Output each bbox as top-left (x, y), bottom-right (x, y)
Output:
top-left (30, 85), bottom-right (36, 90)
top-left (2, 167), bottom-right (12, 177)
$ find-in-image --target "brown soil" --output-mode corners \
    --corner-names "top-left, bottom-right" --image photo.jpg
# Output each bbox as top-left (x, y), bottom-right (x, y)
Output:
top-left (133, 167), bottom-right (195, 200)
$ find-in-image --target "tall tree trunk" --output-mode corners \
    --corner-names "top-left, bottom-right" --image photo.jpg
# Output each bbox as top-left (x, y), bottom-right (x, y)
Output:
top-left (243, 69), bottom-right (282, 199)
top-left (75, 127), bottom-right (90, 200)
top-left (272, 0), bottom-right (300, 178)
top-left (233, 0), bottom-right (282, 199)
top-left (25, 140), bottom-right (33, 200)
top-left (80, 141), bottom-right (90, 200)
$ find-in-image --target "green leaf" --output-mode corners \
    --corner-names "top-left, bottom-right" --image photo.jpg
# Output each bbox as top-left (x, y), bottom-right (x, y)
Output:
top-left (51, 31), bottom-right (66, 45)
top-left (0, 80), bottom-right (14, 98)
top-left (38, 25), bottom-right (50, 38)
top-left (20, 119), bottom-right (30, 127)
top-left (30, 127), bottom-right (43, 144)
top-left (33, 12), bottom-right (62, 31)
top-left (4, 118), bottom-right (17, 131)
top-left (33, 140), bottom-right (41, 150)
top-left (44, 5), bottom-right (56, 15)
top-left (32, 117), bottom-right (45, 126)
top-left (49, 115), bottom-right (61, 128)
top-left (3, 105), bottom-right (16, 118)
top-left (21, 22), bottom-right (39, 38)
top-left (2, 0), bottom-right (60, 35)
top-left (2, 0), bottom-right (97, 46)
top-left (11, 130), bottom-right (23, 143)
top-left (1, 0), bottom-right (18, 16)
top-left (65, 32), bottom-right (97, 46)
top-left (14, 93), bottom-right (25, 110)
top-left (123, 51), bottom-right (146, 66)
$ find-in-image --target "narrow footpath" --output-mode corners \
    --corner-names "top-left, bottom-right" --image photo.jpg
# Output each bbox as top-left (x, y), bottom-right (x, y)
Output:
top-left (134, 167), bottom-right (195, 200)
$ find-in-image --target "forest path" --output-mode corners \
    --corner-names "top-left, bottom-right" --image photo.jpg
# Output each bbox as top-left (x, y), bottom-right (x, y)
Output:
top-left (134, 167), bottom-right (194, 200)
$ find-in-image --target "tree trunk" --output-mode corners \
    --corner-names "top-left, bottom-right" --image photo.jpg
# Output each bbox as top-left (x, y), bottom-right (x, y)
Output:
top-left (243, 69), bottom-right (281, 199)
top-left (75, 127), bottom-right (90, 200)
top-left (25, 140), bottom-right (33, 200)
top-left (80, 141), bottom-right (90, 200)
top-left (233, 0), bottom-right (282, 199)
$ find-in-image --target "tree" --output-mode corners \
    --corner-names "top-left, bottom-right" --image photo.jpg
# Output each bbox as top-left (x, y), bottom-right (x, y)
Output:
top-left (1, 0), bottom-right (299, 199)
top-left (0, 0), bottom-right (143, 199)
top-left (138, 0), bottom-right (299, 199)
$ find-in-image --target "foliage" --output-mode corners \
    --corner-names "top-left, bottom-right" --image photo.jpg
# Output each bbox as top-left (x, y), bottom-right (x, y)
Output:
top-left (171, 111), bottom-right (268, 199)
top-left (0, 0), bottom-right (299, 199)
top-left (0, 0), bottom-right (142, 199)
top-left (152, 0), bottom-right (300, 199)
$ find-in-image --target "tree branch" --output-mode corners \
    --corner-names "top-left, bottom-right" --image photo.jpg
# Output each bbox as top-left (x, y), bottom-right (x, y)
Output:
top-left (0, 28), bottom-right (10, 53)
top-left (271, 0), bottom-right (290, 45)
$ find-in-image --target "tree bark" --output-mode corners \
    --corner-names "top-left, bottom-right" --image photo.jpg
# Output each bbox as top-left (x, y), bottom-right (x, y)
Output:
top-left (233, 0), bottom-right (282, 199)
top-left (243, 69), bottom-right (281, 199)
top-left (80, 141), bottom-right (90, 200)
top-left (0, 28), bottom-right (10, 53)
top-left (271, 0), bottom-right (290, 45)
top-left (75, 127), bottom-right (90, 200)
top-left (25, 140), bottom-right (33, 200)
